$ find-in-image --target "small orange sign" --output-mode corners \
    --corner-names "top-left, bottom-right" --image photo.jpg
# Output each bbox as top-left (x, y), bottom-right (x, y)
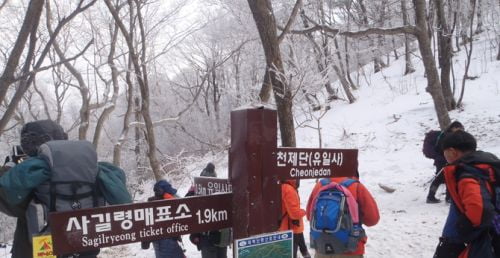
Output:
top-left (33, 234), bottom-right (56, 258)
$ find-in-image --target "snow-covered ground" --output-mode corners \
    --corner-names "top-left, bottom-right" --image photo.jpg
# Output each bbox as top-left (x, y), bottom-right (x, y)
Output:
top-left (2, 36), bottom-right (499, 257)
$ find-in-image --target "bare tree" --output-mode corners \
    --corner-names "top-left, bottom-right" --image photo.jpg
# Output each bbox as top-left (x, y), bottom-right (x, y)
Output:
top-left (286, 0), bottom-right (452, 129)
top-left (248, 0), bottom-right (297, 147)
top-left (105, 0), bottom-right (162, 180)
top-left (435, 0), bottom-right (456, 110)
top-left (401, 0), bottom-right (415, 75)
top-left (0, 0), bottom-right (96, 136)
top-left (457, 0), bottom-right (478, 107)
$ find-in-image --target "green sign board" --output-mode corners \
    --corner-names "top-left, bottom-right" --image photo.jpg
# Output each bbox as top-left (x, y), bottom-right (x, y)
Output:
top-left (235, 230), bottom-right (293, 258)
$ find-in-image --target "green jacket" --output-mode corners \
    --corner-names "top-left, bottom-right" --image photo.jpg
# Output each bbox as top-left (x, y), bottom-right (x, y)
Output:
top-left (0, 157), bottom-right (132, 258)
top-left (0, 157), bottom-right (132, 205)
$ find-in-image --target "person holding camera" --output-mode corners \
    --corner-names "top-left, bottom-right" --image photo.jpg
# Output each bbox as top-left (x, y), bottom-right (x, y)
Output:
top-left (280, 180), bottom-right (311, 258)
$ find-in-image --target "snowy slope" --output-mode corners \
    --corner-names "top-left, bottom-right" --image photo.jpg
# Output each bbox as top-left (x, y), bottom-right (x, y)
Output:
top-left (2, 37), bottom-right (499, 258)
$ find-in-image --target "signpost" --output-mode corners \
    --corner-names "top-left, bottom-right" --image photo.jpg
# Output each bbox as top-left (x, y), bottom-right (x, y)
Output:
top-left (49, 107), bottom-right (358, 257)
top-left (235, 230), bottom-right (293, 258)
top-left (50, 193), bottom-right (232, 255)
top-left (273, 148), bottom-right (358, 179)
top-left (194, 176), bottom-right (232, 195)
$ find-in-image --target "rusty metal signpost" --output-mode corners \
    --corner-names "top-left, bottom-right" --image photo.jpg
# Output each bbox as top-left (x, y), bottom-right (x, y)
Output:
top-left (49, 107), bottom-right (357, 257)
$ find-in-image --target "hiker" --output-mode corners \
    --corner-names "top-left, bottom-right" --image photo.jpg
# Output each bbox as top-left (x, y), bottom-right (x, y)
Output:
top-left (306, 175), bottom-right (379, 258)
top-left (188, 163), bottom-right (230, 258)
top-left (433, 130), bottom-right (500, 258)
top-left (0, 120), bottom-right (131, 258)
top-left (423, 121), bottom-right (464, 203)
top-left (142, 180), bottom-right (185, 258)
top-left (280, 179), bottom-right (311, 258)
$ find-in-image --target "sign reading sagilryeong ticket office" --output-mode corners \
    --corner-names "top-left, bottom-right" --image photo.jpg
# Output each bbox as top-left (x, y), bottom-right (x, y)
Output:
top-left (49, 193), bottom-right (232, 256)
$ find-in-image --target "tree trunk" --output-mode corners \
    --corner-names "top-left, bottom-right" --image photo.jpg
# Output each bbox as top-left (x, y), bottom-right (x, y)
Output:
top-left (113, 60), bottom-right (134, 167)
top-left (259, 70), bottom-right (272, 102)
top-left (475, 0), bottom-right (483, 34)
top-left (300, 11), bottom-right (336, 98)
top-left (435, 0), bottom-right (456, 110)
top-left (401, 0), bottom-right (415, 75)
top-left (344, 36), bottom-right (357, 90)
top-left (332, 65), bottom-right (356, 103)
top-left (413, 0), bottom-right (451, 129)
top-left (457, 0), bottom-right (477, 107)
top-left (93, 25), bottom-right (120, 147)
top-left (333, 37), bottom-right (358, 90)
top-left (248, 0), bottom-right (295, 147)
top-left (105, 0), bottom-right (162, 180)
top-left (0, 0), bottom-right (44, 106)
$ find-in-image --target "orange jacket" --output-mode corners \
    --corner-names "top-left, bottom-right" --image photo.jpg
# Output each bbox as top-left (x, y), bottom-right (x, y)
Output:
top-left (306, 177), bottom-right (380, 255)
top-left (443, 164), bottom-right (496, 258)
top-left (279, 182), bottom-right (306, 234)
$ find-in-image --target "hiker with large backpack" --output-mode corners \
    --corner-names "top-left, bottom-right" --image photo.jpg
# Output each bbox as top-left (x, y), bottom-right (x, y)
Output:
top-left (306, 175), bottom-right (379, 258)
top-left (433, 130), bottom-right (500, 258)
top-left (187, 163), bottom-right (231, 258)
top-left (141, 180), bottom-right (185, 258)
top-left (423, 121), bottom-right (464, 203)
top-left (279, 180), bottom-right (311, 258)
top-left (0, 120), bottom-right (131, 258)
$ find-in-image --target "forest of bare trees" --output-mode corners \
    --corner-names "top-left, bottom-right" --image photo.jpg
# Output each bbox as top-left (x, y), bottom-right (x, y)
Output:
top-left (0, 0), bottom-right (499, 184)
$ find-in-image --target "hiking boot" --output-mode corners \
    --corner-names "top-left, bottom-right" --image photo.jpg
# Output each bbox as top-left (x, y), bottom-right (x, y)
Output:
top-left (426, 196), bottom-right (441, 204)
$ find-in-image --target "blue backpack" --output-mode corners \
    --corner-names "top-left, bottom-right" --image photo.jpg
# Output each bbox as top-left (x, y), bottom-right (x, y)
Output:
top-left (310, 178), bottom-right (365, 254)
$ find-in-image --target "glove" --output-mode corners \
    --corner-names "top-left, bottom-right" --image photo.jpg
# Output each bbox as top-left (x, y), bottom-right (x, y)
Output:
top-left (141, 241), bottom-right (150, 250)
top-left (189, 234), bottom-right (200, 245)
top-left (433, 237), bottom-right (466, 258)
top-left (3, 156), bottom-right (16, 168)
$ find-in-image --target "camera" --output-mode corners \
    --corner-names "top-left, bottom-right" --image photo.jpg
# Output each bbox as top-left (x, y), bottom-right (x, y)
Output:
top-left (11, 145), bottom-right (26, 164)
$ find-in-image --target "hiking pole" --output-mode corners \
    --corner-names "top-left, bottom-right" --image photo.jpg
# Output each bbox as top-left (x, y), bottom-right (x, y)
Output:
top-left (423, 168), bottom-right (444, 189)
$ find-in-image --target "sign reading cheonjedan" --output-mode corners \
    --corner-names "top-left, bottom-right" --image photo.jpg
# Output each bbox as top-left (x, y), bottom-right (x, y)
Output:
top-left (194, 177), bottom-right (232, 196)
top-left (272, 148), bottom-right (358, 179)
top-left (49, 193), bottom-right (232, 256)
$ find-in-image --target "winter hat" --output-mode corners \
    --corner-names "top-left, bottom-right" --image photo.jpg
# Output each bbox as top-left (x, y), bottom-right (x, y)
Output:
top-left (441, 130), bottom-right (477, 152)
top-left (200, 162), bottom-right (216, 177)
top-left (153, 180), bottom-right (177, 197)
top-left (445, 121), bottom-right (464, 133)
top-left (20, 120), bottom-right (68, 156)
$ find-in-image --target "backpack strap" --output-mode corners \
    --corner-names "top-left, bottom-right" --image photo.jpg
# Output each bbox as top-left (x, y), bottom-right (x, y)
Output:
top-left (319, 178), bottom-right (331, 186)
top-left (340, 178), bottom-right (358, 188)
top-left (316, 178), bottom-right (360, 224)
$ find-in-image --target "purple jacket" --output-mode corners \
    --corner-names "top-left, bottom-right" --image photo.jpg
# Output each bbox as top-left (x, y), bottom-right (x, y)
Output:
top-left (423, 130), bottom-right (447, 170)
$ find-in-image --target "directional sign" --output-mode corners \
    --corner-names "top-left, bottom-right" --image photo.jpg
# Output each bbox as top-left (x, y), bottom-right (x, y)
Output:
top-left (194, 177), bottom-right (232, 195)
top-left (272, 148), bottom-right (358, 179)
top-left (49, 193), bottom-right (232, 255)
top-left (235, 230), bottom-right (293, 258)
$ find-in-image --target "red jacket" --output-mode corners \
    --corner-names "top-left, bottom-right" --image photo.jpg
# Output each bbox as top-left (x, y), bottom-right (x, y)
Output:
top-left (279, 181), bottom-right (306, 234)
top-left (443, 163), bottom-right (496, 258)
top-left (306, 177), bottom-right (380, 255)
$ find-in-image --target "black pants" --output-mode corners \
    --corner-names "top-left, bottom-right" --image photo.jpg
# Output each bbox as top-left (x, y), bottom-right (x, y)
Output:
top-left (201, 245), bottom-right (227, 258)
top-left (293, 233), bottom-right (309, 258)
top-left (428, 168), bottom-right (449, 200)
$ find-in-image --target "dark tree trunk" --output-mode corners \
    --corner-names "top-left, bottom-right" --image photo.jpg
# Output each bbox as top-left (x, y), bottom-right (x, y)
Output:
top-left (248, 0), bottom-right (296, 147)
top-left (413, 0), bottom-right (451, 129)
top-left (401, 0), bottom-right (415, 75)
top-left (435, 0), bottom-right (456, 110)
